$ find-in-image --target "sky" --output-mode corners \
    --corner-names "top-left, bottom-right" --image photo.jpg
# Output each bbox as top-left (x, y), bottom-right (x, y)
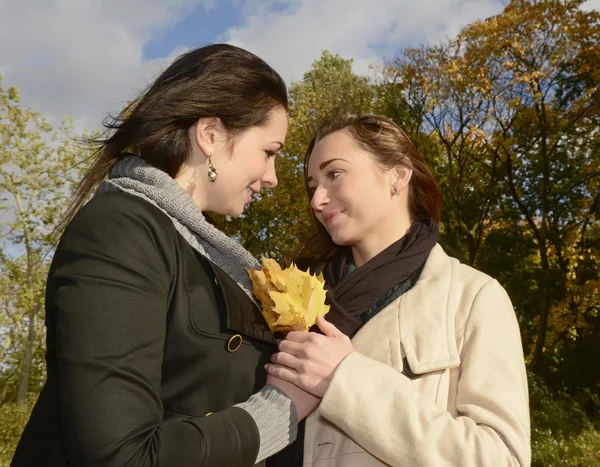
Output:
top-left (1, 0), bottom-right (598, 132)
top-left (0, 0), bottom-right (598, 257)
top-left (0, 0), bottom-right (511, 131)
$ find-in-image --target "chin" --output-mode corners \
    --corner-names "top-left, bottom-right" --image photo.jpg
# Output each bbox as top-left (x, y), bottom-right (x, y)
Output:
top-left (211, 203), bottom-right (245, 218)
top-left (228, 206), bottom-right (246, 217)
top-left (329, 230), bottom-right (356, 247)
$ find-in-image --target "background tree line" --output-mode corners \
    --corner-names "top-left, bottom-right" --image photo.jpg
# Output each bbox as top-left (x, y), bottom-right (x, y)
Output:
top-left (1, 1), bottom-right (599, 465)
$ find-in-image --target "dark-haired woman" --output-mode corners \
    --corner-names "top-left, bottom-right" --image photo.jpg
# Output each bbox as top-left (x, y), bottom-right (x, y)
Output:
top-left (266, 114), bottom-right (531, 466)
top-left (12, 44), bottom-right (317, 467)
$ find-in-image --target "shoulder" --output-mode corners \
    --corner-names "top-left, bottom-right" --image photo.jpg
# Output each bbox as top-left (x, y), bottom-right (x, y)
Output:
top-left (425, 244), bottom-right (495, 295)
top-left (64, 191), bottom-right (176, 242)
top-left (453, 266), bottom-right (516, 341)
top-left (56, 191), bottom-right (178, 273)
top-left (71, 191), bottom-right (173, 231)
top-left (426, 245), bottom-right (514, 330)
top-left (451, 257), bottom-right (511, 307)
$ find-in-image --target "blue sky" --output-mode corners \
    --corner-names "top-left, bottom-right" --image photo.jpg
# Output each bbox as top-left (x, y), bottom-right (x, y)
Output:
top-left (143, 3), bottom-right (239, 59)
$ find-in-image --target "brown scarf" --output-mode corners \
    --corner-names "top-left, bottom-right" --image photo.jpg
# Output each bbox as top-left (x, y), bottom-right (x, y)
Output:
top-left (321, 218), bottom-right (439, 337)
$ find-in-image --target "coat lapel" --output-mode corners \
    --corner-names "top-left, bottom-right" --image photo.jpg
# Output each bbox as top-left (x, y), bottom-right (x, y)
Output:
top-left (210, 263), bottom-right (277, 345)
top-left (396, 244), bottom-right (461, 374)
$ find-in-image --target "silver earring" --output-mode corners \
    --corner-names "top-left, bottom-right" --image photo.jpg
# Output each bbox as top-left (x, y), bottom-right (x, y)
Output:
top-left (392, 187), bottom-right (399, 197)
top-left (207, 157), bottom-right (218, 183)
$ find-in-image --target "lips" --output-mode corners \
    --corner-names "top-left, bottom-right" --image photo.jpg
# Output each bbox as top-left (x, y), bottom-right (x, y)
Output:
top-left (246, 186), bottom-right (260, 201)
top-left (322, 209), bottom-right (344, 225)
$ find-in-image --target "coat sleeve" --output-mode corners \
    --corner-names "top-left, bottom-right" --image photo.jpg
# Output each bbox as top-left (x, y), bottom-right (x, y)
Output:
top-left (318, 279), bottom-right (531, 467)
top-left (48, 193), bottom-right (260, 467)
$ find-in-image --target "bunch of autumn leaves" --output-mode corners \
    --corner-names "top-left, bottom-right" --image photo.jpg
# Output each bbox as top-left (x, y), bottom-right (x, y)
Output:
top-left (248, 259), bottom-right (330, 333)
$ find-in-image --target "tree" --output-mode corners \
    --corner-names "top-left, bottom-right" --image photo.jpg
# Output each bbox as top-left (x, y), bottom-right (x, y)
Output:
top-left (459, 0), bottom-right (600, 370)
top-left (384, 0), bottom-right (600, 371)
top-left (0, 75), bottom-right (82, 402)
top-left (385, 43), bottom-right (503, 265)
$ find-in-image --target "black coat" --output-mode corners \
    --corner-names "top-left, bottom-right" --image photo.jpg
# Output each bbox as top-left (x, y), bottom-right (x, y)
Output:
top-left (11, 191), bottom-right (280, 467)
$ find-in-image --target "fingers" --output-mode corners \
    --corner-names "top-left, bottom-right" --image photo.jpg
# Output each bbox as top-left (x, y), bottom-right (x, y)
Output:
top-left (278, 339), bottom-right (304, 356)
top-left (316, 316), bottom-right (342, 338)
top-left (271, 351), bottom-right (300, 370)
top-left (264, 362), bottom-right (299, 386)
top-left (286, 331), bottom-right (312, 343)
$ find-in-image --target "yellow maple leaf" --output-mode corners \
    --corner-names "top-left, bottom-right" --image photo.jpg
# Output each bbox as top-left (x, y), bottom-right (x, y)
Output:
top-left (247, 258), bottom-right (330, 333)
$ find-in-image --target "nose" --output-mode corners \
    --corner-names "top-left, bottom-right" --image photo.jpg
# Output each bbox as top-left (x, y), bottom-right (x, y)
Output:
top-left (310, 185), bottom-right (329, 212)
top-left (261, 158), bottom-right (278, 188)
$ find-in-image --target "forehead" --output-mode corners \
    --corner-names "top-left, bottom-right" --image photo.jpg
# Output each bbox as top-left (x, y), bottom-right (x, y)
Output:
top-left (246, 106), bottom-right (288, 140)
top-left (307, 130), bottom-right (370, 173)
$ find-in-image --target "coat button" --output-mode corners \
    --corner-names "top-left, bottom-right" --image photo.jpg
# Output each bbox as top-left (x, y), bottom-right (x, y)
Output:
top-left (227, 334), bottom-right (243, 352)
top-left (214, 276), bottom-right (219, 287)
top-left (204, 412), bottom-right (214, 416)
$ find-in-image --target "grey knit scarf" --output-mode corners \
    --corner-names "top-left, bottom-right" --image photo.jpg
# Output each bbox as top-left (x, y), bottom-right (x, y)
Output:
top-left (97, 155), bottom-right (259, 300)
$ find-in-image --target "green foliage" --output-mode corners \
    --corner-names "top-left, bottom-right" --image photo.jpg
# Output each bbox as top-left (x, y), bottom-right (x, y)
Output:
top-left (0, 74), bottom-right (85, 403)
top-left (0, 393), bottom-right (37, 465)
top-left (529, 373), bottom-right (600, 466)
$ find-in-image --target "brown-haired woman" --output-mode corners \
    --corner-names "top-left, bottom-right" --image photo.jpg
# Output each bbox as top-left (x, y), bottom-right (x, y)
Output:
top-left (266, 113), bottom-right (531, 466)
top-left (11, 44), bottom-right (317, 467)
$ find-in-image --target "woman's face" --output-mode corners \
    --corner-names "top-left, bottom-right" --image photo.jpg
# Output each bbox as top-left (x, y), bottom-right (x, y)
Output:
top-left (181, 106), bottom-right (288, 216)
top-left (306, 130), bottom-right (412, 259)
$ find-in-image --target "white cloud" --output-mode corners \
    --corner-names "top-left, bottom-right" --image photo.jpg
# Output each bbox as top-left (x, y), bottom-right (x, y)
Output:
top-left (222, 0), bottom-right (505, 84)
top-left (0, 0), bottom-right (211, 131)
top-left (582, 0), bottom-right (600, 11)
top-left (2, 0), bottom-right (597, 135)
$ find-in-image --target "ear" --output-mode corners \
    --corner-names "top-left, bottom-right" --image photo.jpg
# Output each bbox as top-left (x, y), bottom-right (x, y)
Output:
top-left (393, 165), bottom-right (413, 193)
top-left (192, 117), bottom-right (224, 158)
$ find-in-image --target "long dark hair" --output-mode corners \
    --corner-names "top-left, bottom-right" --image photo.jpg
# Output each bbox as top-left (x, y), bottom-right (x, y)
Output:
top-left (295, 113), bottom-right (443, 270)
top-left (58, 43), bottom-right (287, 232)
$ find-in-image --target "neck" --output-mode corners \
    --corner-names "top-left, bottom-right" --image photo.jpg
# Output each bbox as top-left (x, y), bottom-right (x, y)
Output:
top-left (174, 161), bottom-right (208, 211)
top-left (351, 209), bottom-right (412, 267)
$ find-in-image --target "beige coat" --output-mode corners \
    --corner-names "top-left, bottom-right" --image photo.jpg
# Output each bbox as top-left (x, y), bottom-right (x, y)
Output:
top-left (303, 244), bottom-right (531, 466)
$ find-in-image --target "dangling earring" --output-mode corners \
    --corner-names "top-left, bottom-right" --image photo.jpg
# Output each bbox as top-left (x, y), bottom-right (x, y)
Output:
top-left (392, 187), bottom-right (400, 197)
top-left (207, 156), bottom-right (218, 183)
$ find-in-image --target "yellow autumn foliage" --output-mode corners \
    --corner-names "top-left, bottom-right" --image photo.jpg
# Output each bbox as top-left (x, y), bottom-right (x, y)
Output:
top-left (248, 258), bottom-right (330, 333)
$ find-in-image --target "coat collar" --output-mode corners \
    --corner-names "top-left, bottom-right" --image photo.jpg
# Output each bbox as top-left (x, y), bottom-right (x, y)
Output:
top-left (396, 244), bottom-right (461, 374)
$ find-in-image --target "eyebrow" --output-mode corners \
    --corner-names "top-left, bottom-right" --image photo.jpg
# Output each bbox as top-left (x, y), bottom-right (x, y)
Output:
top-left (307, 158), bottom-right (347, 183)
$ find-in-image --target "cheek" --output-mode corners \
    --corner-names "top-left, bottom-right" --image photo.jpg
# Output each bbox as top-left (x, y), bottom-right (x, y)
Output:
top-left (347, 180), bottom-right (387, 217)
top-left (230, 157), bottom-right (259, 184)
top-left (248, 152), bottom-right (268, 177)
top-left (335, 177), bottom-right (367, 209)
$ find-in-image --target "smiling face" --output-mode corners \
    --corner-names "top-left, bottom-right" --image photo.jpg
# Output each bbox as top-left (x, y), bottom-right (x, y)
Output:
top-left (306, 129), bottom-right (412, 262)
top-left (178, 106), bottom-right (288, 216)
top-left (209, 106), bottom-right (288, 215)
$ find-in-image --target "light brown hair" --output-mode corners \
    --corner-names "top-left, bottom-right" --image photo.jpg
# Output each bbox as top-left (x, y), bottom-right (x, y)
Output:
top-left (295, 113), bottom-right (442, 270)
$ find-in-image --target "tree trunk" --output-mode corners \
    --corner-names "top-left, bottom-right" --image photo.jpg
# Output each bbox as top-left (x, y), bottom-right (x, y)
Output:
top-left (528, 247), bottom-right (551, 371)
top-left (17, 304), bottom-right (38, 403)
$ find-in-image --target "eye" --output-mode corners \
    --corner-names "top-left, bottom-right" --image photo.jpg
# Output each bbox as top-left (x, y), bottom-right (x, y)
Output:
top-left (307, 185), bottom-right (317, 197)
top-left (265, 150), bottom-right (277, 159)
top-left (328, 169), bottom-right (342, 179)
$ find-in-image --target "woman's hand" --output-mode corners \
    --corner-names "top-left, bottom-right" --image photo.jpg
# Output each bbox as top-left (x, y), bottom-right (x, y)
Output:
top-left (265, 316), bottom-right (354, 398)
top-left (265, 374), bottom-right (320, 420)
